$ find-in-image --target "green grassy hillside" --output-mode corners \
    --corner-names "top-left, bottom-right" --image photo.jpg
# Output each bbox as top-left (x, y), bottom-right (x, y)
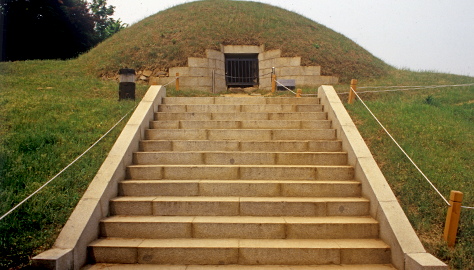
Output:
top-left (78, 0), bottom-right (391, 83)
top-left (1, 1), bottom-right (474, 269)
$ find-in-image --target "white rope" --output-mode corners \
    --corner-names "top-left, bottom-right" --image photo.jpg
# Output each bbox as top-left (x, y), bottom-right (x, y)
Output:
top-left (163, 77), bottom-right (178, 87)
top-left (350, 87), bottom-right (451, 207)
top-left (275, 80), bottom-right (297, 95)
top-left (461, 206), bottom-right (474, 209)
top-left (358, 82), bottom-right (474, 89)
top-left (339, 82), bottom-right (474, 95)
top-left (0, 105), bottom-right (138, 222)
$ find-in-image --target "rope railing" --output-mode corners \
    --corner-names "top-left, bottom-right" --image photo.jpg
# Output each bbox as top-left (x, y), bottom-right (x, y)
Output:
top-left (163, 76), bottom-right (179, 87)
top-left (0, 104), bottom-right (138, 222)
top-left (349, 87), bottom-right (450, 206)
top-left (275, 80), bottom-right (297, 95)
top-left (349, 86), bottom-right (473, 210)
top-left (339, 82), bottom-right (474, 95)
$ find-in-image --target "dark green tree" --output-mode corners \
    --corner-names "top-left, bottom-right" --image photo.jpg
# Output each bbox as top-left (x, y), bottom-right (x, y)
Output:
top-left (89, 0), bottom-right (127, 42)
top-left (0, 0), bottom-right (127, 61)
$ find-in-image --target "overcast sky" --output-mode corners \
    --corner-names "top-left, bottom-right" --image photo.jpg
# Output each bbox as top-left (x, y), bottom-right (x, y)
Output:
top-left (107, 0), bottom-right (474, 77)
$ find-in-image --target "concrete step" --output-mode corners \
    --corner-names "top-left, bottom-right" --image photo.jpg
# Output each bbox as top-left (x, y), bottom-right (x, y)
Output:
top-left (139, 140), bottom-right (342, 152)
top-left (161, 97), bottom-right (321, 105)
top-left (150, 120), bottom-right (332, 130)
top-left (155, 112), bottom-right (328, 121)
top-left (88, 238), bottom-right (390, 265)
top-left (118, 180), bottom-right (361, 197)
top-left (83, 263), bottom-right (396, 270)
top-left (99, 216), bottom-right (378, 239)
top-left (126, 165), bottom-right (354, 180)
top-left (133, 152), bottom-right (347, 166)
top-left (109, 196), bottom-right (369, 216)
top-left (158, 104), bottom-right (323, 113)
top-left (145, 129), bottom-right (336, 141)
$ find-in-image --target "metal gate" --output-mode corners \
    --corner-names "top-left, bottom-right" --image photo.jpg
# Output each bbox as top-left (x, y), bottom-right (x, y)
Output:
top-left (225, 58), bottom-right (259, 86)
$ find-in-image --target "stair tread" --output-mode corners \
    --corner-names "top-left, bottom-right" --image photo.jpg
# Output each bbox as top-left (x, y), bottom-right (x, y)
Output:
top-left (135, 151), bottom-right (347, 154)
top-left (119, 180), bottom-right (360, 183)
top-left (128, 164), bottom-right (353, 168)
top-left (83, 264), bottom-right (396, 270)
top-left (111, 196), bottom-right (369, 202)
top-left (90, 238), bottom-right (389, 249)
top-left (102, 215), bottom-right (378, 224)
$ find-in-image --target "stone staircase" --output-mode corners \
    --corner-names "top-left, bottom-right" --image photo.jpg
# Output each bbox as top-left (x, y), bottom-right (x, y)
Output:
top-left (87, 97), bottom-right (395, 269)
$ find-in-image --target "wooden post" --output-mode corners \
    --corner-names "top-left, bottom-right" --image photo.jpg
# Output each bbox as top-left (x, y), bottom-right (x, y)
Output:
top-left (296, 89), bottom-right (302, 98)
top-left (176, 73), bottom-right (180, 91)
top-left (444, 190), bottom-right (463, 247)
top-left (272, 75), bottom-right (276, 93)
top-left (349, 79), bottom-right (357, 104)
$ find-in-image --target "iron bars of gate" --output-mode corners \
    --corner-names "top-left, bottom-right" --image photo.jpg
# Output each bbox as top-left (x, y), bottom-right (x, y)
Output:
top-left (225, 58), bottom-right (259, 86)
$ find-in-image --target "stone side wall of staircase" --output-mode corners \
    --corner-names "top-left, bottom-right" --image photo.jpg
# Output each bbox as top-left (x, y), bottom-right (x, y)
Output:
top-left (33, 85), bottom-right (447, 270)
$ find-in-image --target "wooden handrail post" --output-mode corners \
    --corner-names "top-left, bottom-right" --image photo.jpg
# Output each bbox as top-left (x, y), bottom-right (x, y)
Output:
top-left (349, 79), bottom-right (357, 104)
top-left (296, 89), bottom-right (302, 98)
top-left (444, 190), bottom-right (463, 247)
top-left (176, 73), bottom-right (180, 91)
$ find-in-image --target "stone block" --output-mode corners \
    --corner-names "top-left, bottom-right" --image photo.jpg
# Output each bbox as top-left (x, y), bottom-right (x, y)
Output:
top-left (223, 45), bottom-right (264, 54)
top-left (178, 77), bottom-right (198, 87)
top-left (289, 57), bottom-right (301, 66)
top-left (199, 180), bottom-right (281, 197)
top-left (208, 59), bottom-right (217, 69)
top-left (152, 197), bottom-right (240, 216)
top-left (238, 239), bottom-right (340, 265)
top-left (206, 49), bottom-right (224, 61)
top-left (110, 197), bottom-right (154, 215)
top-left (239, 198), bottom-right (327, 216)
top-left (285, 217), bottom-right (378, 239)
top-left (119, 180), bottom-right (199, 196)
top-left (275, 57), bottom-right (291, 67)
top-left (326, 199), bottom-right (369, 216)
top-left (192, 216), bottom-right (286, 239)
top-left (277, 66), bottom-right (303, 76)
top-left (172, 67), bottom-right (210, 77)
top-left (208, 129), bottom-right (272, 141)
top-left (281, 181), bottom-right (359, 197)
top-left (258, 49), bottom-right (281, 60)
top-left (197, 76), bottom-right (212, 87)
top-left (188, 57), bottom-right (210, 68)
top-left (302, 66), bottom-right (321, 76)
top-left (406, 253), bottom-right (448, 270)
top-left (32, 248), bottom-right (73, 270)
top-left (272, 129), bottom-right (336, 140)
top-left (335, 239), bottom-right (391, 264)
top-left (100, 216), bottom-right (193, 239)
top-left (216, 60), bottom-right (225, 70)
top-left (169, 67), bottom-right (189, 76)
top-left (137, 239), bottom-right (239, 264)
top-left (259, 60), bottom-right (273, 70)
top-left (240, 166), bottom-right (315, 180)
top-left (88, 238), bottom-right (143, 264)
top-left (315, 166), bottom-right (354, 180)
top-left (155, 112), bottom-right (212, 121)
top-left (164, 165), bottom-right (239, 180)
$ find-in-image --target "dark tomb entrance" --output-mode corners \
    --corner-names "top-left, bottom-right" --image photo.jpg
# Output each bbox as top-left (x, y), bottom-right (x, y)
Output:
top-left (225, 54), bottom-right (259, 88)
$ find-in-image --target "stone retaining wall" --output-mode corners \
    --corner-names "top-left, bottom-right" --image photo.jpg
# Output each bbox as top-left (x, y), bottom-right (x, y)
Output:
top-left (151, 45), bottom-right (338, 92)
